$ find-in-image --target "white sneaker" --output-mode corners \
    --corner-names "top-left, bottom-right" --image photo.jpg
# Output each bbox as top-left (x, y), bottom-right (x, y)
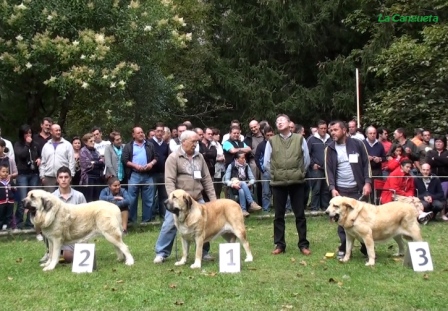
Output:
top-left (36, 234), bottom-right (44, 241)
top-left (418, 211), bottom-right (433, 225)
top-left (153, 255), bottom-right (165, 264)
top-left (39, 253), bottom-right (49, 264)
top-left (2, 224), bottom-right (7, 230)
top-left (442, 214), bottom-right (448, 221)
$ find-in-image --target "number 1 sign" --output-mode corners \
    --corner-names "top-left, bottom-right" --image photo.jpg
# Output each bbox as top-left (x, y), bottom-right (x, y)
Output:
top-left (219, 243), bottom-right (241, 273)
top-left (72, 244), bottom-right (96, 273)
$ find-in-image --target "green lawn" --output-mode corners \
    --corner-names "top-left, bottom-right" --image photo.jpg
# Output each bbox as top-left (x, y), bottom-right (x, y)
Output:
top-left (0, 216), bottom-right (447, 311)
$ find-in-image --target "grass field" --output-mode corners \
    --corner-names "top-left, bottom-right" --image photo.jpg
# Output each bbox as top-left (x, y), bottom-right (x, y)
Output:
top-left (1, 215), bottom-right (447, 311)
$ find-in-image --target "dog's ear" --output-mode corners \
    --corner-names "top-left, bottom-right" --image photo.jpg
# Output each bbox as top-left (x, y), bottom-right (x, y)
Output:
top-left (183, 194), bottom-right (193, 210)
top-left (41, 197), bottom-right (53, 211)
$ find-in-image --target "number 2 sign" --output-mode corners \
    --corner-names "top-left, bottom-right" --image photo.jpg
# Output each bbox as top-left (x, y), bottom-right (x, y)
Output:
top-left (405, 242), bottom-right (433, 272)
top-left (219, 243), bottom-right (241, 273)
top-left (72, 244), bottom-right (96, 273)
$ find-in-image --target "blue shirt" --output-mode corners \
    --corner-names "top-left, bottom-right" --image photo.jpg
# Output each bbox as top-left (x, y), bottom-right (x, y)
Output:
top-left (223, 140), bottom-right (248, 152)
top-left (132, 141), bottom-right (148, 166)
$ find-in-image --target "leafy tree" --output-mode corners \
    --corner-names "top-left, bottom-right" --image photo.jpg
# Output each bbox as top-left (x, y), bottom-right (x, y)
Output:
top-left (0, 0), bottom-right (190, 137)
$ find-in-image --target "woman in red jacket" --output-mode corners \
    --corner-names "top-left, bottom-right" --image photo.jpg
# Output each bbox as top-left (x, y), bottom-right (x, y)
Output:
top-left (381, 159), bottom-right (433, 224)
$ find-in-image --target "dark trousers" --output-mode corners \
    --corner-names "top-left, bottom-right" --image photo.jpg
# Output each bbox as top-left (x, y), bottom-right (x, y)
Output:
top-left (336, 186), bottom-right (366, 252)
top-left (81, 176), bottom-right (102, 203)
top-left (422, 200), bottom-right (445, 215)
top-left (308, 169), bottom-right (330, 211)
top-left (272, 183), bottom-right (309, 250)
top-left (0, 203), bottom-right (14, 229)
top-left (214, 174), bottom-right (223, 199)
top-left (152, 173), bottom-right (167, 220)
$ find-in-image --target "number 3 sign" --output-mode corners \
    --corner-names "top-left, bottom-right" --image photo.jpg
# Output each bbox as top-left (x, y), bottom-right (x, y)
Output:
top-left (404, 242), bottom-right (433, 272)
top-left (219, 243), bottom-right (241, 273)
top-left (72, 244), bottom-right (96, 273)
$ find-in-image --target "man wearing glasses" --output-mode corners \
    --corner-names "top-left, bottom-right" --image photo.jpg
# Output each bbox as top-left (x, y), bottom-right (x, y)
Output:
top-left (153, 130), bottom-right (216, 264)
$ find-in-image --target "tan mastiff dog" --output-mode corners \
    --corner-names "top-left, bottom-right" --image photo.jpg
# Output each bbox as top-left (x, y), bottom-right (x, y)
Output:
top-left (164, 189), bottom-right (253, 269)
top-left (326, 196), bottom-right (422, 266)
top-left (23, 189), bottom-right (134, 271)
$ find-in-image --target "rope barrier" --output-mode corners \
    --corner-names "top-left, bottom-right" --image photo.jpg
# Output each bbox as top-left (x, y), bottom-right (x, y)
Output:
top-left (9, 174), bottom-right (448, 188)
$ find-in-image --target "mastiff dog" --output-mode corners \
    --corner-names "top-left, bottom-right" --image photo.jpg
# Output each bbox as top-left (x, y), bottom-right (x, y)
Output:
top-left (164, 189), bottom-right (253, 269)
top-left (326, 196), bottom-right (422, 266)
top-left (23, 189), bottom-right (134, 271)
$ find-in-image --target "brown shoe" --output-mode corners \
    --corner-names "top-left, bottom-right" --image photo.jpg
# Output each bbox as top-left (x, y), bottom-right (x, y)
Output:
top-left (300, 248), bottom-right (312, 256)
top-left (271, 248), bottom-right (285, 255)
top-left (248, 202), bottom-right (262, 212)
top-left (242, 210), bottom-right (250, 217)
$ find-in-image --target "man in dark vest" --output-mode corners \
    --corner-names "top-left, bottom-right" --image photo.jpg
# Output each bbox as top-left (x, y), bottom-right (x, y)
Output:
top-left (222, 125), bottom-right (251, 170)
top-left (263, 114), bottom-right (311, 256)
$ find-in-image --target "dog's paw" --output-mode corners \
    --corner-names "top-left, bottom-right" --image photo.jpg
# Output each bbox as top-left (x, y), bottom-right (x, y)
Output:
top-left (392, 252), bottom-right (404, 257)
top-left (42, 266), bottom-right (55, 271)
top-left (125, 258), bottom-right (134, 266)
top-left (365, 261), bottom-right (375, 266)
top-left (245, 256), bottom-right (253, 262)
top-left (190, 263), bottom-right (201, 269)
top-left (174, 260), bottom-right (186, 266)
top-left (340, 257), bottom-right (350, 263)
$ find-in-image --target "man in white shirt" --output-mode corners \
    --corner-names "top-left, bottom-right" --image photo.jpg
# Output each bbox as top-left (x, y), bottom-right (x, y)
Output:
top-left (348, 120), bottom-right (365, 140)
top-left (92, 126), bottom-right (111, 157)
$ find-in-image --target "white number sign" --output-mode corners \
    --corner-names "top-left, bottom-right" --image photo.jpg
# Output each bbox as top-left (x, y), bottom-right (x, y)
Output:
top-left (72, 244), bottom-right (96, 273)
top-left (405, 242), bottom-right (433, 272)
top-left (219, 243), bottom-right (241, 273)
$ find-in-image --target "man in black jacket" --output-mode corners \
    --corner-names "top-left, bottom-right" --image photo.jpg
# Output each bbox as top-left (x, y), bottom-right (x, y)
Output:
top-left (122, 127), bottom-right (159, 223)
top-left (415, 163), bottom-right (445, 219)
top-left (195, 127), bottom-right (217, 201)
top-left (307, 120), bottom-right (331, 213)
top-left (325, 120), bottom-right (372, 260)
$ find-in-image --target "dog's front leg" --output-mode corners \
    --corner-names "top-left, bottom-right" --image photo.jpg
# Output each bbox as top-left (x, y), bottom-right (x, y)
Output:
top-left (363, 234), bottom-right (376, 266)
top-left (43, 239), bottom-right (62, 271)
top-left (341, 234), bottom-right (354, 263)
top-left (393, 235), bottom-right (405, 257)
top-left (175, 238), bottom-right (189, 266)
top-left (190, 235), bottom-right (204, 269)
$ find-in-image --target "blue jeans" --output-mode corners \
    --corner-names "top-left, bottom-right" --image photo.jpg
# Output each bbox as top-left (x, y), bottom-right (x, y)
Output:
top-left (238, 182), bottom-right (254, 211)
top-left (127, 172), bottom-right (155, 223)
top-left (155, 198), bottom-right (210, 258)
top-left (261, 171), bottom-right (272, 211)
top-left (15, 173), bottom-right (39, 228)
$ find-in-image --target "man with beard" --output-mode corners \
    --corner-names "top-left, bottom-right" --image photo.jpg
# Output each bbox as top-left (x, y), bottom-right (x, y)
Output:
top-left (325, 120), bottom-right (371, 260)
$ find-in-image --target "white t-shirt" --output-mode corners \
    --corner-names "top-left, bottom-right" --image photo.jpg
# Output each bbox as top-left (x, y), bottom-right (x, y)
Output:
top-left (221, 133), bottom-right (244, 144)
top-left (94, 140), bottom-right (111, 156)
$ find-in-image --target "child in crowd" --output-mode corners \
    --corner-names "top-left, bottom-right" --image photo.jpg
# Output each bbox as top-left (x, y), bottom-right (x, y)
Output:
top-left (99, 177), bottom-right (130, 234)
top-left (0, 164), bottom-right (16, 230)
top-left (383, 144), bottom-right (409, 175)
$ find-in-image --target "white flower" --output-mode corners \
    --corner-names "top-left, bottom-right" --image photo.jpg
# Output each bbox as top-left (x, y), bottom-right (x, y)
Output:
top-left (185, 33), bottom-right (192, 41)
top-left (25, 62), bottom-right (32, 69)
top-left (47, 15), bottom-right (53, 21)
top-left (95, 33), bottom-right (105, 44)
top-left (118, 80), bottom-right (126, 86)
top-left (16, 35), bottom-right (23, 41)
top-left (144, 25), bottom-right (152, 32)
top-left (80, 54), bottom-right (86, 59)
top-left (81, 82), bottom-right (88, 89)
top-left (72, 40), bottom-right (79, 46)
top-left (175, 84), bottom-right (184, 90)
top-left (110, 82), bottom-right (116, 88)
top-left (182, 22), bottom-right (187, 27)
top-left (102, 75), bottom-right (109, 79)
top-left (16, 3), bottom-right (27, 10)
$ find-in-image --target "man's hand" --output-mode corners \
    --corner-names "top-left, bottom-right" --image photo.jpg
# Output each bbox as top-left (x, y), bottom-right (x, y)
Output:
top-left (373, 157), bottom-right (381, 163)
top-left (362, 183), bottom-right (372, 196)
top-left (424, 196), bottom-right (432, 203)
top-left (331, 189), bottom-right (340, 197)
top-left (313, 164), bottom-right (320, 170)
top-left (405, 147), bottom-right (411, 154)
top-left (232, 184), bottom-right (241, 190)
top-left (113, 196), bottom-right (124, 200)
